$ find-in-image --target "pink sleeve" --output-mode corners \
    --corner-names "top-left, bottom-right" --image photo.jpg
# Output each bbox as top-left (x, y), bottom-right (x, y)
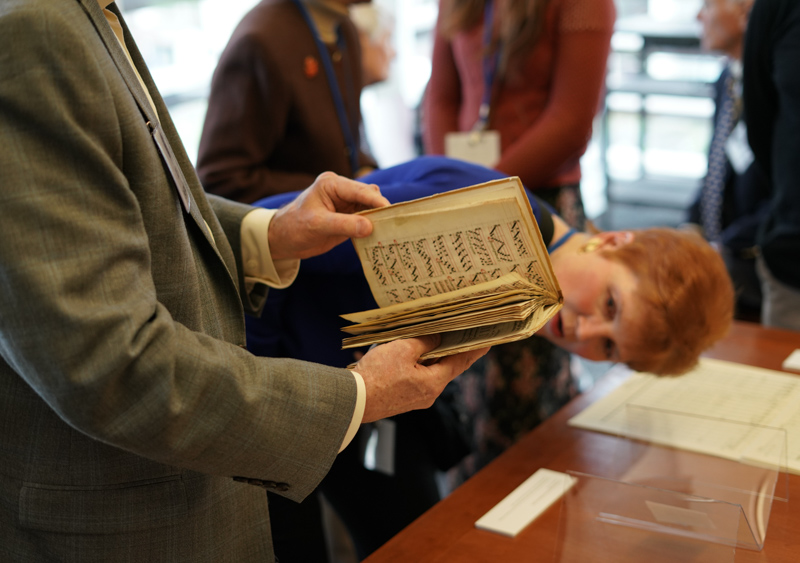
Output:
top-left (422, 1), bottom-right (462, 155)
top-left (495, 0), bottom-right (615, 188)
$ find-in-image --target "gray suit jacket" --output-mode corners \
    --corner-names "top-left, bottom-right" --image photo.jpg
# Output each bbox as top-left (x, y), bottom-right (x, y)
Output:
top-left (0, 0), bottom-right (357, 560)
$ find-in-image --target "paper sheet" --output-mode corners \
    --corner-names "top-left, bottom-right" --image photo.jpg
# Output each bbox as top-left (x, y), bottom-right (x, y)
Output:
top-left (568, 358), bottom-right (800, 474)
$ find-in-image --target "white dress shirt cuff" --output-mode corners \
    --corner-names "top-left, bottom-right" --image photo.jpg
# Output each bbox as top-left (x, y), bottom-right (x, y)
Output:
top-left (241, 208), bottom-right (300, 290)
top-left (340, 371), bottom-right (366, 452)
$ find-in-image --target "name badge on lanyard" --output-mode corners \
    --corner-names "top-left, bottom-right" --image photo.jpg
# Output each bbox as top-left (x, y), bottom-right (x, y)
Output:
top-left (445, 0), bottom-right (502, 168)
top-left (445, 130), bottom-right (501, 168)
top-left (148, 120), bottom-right (192, 214)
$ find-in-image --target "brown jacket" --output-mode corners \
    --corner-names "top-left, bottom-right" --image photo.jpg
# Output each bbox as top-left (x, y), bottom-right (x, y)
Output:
top-left (197, 0), bottom-right (377, 203)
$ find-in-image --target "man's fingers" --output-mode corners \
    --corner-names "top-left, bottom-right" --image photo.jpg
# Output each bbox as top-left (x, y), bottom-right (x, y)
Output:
top-left (347, 182), bottom-right (390, 210)
top-left (327, 179), bottom-right (390, 211)
top-left (427, 346), bottom-right (490, 382)
top-left (402, 334), bottom-right (442, 358)
top-left (320, 213), bottom-right (374, 239)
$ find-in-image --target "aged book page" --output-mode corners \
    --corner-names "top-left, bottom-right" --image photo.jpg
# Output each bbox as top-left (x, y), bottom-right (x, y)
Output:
top-left (342, 177), bottom-right (562, 360)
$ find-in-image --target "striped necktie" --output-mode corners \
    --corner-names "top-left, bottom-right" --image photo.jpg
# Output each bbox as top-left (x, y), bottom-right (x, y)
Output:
top-left (700, 68), bottom-right (741, 244)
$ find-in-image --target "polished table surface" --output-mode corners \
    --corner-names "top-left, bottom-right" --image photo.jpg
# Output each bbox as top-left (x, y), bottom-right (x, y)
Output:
top-left (364, 321), bottom-right (800, 562)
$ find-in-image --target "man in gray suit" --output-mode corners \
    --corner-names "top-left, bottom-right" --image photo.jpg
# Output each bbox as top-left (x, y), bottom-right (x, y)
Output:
top-left (0, 0), bottom-right (486, 561)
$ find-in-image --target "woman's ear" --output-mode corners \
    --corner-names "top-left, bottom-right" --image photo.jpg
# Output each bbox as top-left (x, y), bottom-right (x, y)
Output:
top-left (605, 231), bottom-right (635, 249)
top-left (582, 231), bottom-right (634, 253)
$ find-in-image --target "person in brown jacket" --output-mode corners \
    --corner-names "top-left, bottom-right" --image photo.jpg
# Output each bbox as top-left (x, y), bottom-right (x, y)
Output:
top-left (197, 0), bottom-right (377, 203)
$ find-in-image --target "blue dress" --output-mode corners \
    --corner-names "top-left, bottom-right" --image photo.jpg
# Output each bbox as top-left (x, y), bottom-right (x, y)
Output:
top-left (247, 155), bottom-right (555, 367)
top-left (250, 156), bottom-right (575, 559)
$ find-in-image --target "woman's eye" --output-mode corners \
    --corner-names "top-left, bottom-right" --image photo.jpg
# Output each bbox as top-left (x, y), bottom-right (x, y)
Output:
top-left (606, 294), bottom-right (616, 318)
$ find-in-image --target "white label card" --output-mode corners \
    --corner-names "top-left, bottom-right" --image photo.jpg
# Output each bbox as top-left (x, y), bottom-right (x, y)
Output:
top-left (445, 130), bottom-right (501, 168)
top-left (782, 349), bottom-right (800, 371)
top-left (475, 468), bottom-right (577, 537)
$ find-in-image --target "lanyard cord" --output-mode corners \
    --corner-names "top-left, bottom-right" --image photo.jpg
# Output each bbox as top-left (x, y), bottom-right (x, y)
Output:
top-left (291, 0), bottom-right (360, 174)
top-left (476, 0), bottom-right (501, 131)
top-left (547, 228), bottom-right (577, 254)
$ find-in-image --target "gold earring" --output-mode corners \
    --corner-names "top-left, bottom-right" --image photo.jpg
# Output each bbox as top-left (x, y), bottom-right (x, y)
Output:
top-left (579, 238), bottom-right (602, 254)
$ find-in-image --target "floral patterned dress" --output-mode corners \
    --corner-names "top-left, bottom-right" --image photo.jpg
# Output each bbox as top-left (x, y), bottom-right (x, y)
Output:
top-left (443, 336), bottom-right (578, 491)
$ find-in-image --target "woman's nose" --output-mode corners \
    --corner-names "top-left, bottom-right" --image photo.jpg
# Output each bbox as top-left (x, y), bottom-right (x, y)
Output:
top-left (576, 315), bottom-right (608, 340)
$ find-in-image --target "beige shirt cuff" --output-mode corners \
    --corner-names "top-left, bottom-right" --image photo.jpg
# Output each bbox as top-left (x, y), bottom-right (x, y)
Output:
top-left (240, 208), bottom-right (300, 290)
top-left (340, 371), bottom-right (366, 452)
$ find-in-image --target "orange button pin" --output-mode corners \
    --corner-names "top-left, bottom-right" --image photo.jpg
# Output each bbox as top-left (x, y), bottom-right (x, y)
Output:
top-left (304, 55), bottom-right (319, 78)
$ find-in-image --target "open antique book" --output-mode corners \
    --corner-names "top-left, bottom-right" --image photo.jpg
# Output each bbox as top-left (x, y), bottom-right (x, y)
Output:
top-left (340, 177), bottom-right (563, 361)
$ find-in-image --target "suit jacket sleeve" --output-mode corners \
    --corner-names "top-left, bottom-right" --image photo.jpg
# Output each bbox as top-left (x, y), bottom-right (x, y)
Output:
top-left (743, 0), bottom-right (800, 287)
top-left (0, 1), bottom-right (355, 502)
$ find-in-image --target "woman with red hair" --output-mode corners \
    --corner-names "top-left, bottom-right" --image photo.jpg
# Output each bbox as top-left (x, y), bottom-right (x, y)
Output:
top-left (543, 225), bottom-right (734, 377)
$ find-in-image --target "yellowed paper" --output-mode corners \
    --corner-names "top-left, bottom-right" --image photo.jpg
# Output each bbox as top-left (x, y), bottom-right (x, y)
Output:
top-left (342, 178), bottom-right (562, 359)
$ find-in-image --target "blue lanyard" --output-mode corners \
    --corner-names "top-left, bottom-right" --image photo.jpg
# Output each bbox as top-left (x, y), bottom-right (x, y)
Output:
top-left (476, 0), bottom-right (501, 131)
top-left (291, 0), bottom-right (359, 174)
top-left (547, 228), bottom-right (576, 253)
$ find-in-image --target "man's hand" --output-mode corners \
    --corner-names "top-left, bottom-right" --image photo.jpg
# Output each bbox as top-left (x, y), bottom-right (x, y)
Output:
top-left (352, 335), bottom-right (490, 423)
top-left (268, 172), bottom-right (390, 260)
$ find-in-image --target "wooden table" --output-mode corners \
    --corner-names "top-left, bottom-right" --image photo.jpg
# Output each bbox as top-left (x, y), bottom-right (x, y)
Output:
top-left (365, 322), bottom-right (800, 562)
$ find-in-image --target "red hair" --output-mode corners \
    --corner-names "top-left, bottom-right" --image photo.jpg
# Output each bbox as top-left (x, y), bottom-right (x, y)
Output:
top-left (600, 228), bottom-right (734, 376)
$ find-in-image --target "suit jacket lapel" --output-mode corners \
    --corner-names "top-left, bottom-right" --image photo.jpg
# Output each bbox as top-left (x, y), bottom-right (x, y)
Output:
top-left (79, 0), bottom-right (159, 126)
top-left (76, 0), bottom-right (241, 288)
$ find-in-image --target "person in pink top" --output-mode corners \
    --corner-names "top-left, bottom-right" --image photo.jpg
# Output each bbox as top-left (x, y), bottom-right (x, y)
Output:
top-left (423, 0), bottom-right (616, 229)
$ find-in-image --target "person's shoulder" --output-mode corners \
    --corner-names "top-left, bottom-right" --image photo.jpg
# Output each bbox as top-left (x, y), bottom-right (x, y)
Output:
top-left (224, 0), bottom-right (312, 59)
top-left (748, 0), bottom-right (800, 32)
top-left (6, 0), bottom-right (83, 15)
top-left (2, 0), bottom-right (86, 27)
top-left (2, 0), bottom-right (43, 14)
top-left (1, 0), bottom-right (97, 62)
top-left (235, 0), bottom-right (305, 34)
